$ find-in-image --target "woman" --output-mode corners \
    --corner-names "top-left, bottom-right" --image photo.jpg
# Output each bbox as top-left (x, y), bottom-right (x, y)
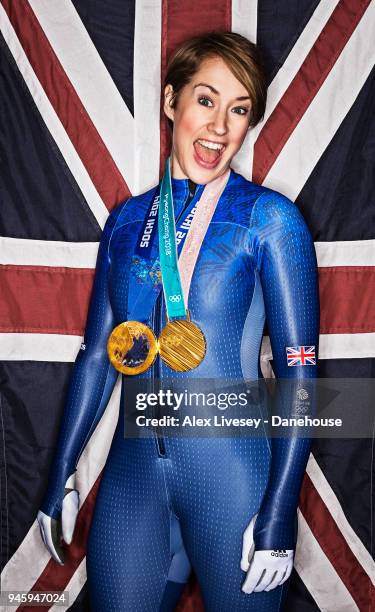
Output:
top-left (38, 32), bottom-right (319, 611)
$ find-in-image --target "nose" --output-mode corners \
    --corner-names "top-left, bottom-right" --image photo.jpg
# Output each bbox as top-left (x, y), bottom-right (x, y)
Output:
top-left (207, 108), bottom-right (228, 136)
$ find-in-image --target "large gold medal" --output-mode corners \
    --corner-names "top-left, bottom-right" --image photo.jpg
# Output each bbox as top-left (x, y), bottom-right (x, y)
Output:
top-left (107, 321), bottom-right (158, 375)
top-left (159, 319), bottom-right (206, 372)
top-left (105, 158), bottom-right (226, 376)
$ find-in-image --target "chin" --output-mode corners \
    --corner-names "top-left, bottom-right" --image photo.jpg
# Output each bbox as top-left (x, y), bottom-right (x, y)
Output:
top-left (184, 158), bottom-right (230, 185)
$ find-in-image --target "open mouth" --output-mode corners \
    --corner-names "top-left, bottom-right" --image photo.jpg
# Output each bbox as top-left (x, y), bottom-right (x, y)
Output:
top-left (193, 139), bottom-right (226, 168)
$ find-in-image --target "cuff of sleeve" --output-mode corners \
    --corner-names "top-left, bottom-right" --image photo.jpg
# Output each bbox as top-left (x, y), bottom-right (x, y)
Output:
top-left (253, 513), bottom-right (298, 550)
top-left (40, 465), bottom-right (77, 519)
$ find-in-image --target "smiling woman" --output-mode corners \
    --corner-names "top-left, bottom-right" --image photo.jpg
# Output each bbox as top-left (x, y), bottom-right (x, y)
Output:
top-left (163, 32), bottom-right (266, 183)
top-left (164, 32), bottom-right (267, 127)
top-left (37, 30), bottom-right (319, 612)
top-left (164, 57), bottom-right (251, 179)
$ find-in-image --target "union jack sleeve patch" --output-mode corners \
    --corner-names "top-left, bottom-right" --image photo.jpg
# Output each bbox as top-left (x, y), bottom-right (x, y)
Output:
top-left (286, 345), bottom-right (316, 366)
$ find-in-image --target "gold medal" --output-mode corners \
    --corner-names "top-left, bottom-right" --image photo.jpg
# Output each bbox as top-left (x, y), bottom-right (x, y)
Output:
top-left (105, 158), bottom-right (226, 376)
top-left (107, 321), bottom-right (158, 375)
top-left (159, 319), bottom-right (206, 372)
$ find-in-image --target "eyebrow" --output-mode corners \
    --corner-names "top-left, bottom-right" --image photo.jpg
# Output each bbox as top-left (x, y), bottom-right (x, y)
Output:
top-left (193, 82), bottom-right (251, 101)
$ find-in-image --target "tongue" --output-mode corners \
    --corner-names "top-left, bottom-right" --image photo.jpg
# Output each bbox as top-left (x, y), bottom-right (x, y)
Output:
top-left (194, 141), bottom-right (221, 163)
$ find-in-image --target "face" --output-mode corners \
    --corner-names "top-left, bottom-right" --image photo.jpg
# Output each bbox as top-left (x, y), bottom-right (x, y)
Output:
top-left (164, 56), bottom-right (251, 183)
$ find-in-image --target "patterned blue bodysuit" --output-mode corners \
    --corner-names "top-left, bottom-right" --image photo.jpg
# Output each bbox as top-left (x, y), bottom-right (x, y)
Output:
top-left (41, 169), bottom-right (320, 611)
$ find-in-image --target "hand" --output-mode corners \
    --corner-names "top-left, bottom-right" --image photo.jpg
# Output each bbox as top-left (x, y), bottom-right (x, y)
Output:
top-left (37, 475), bottom-right (79, 565)
top-left (241, 514), bottom-right (294, 593)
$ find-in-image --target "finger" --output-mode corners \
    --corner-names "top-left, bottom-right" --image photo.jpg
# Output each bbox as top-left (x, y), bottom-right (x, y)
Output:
top-left (240, 538), bottom-right (250, 572)
top-left (254, 569), bottom-right (274, 592)
top-left (241, 514), bottom-right (257, 572)
top-left (37, 511), bottom-right (65, 564)
top-left (242, 566), bottom-right (265, 594)
top-left (39, 522), bottom-right (47, 547)
top-left (279, 561), bottom-right (293, 585)
top-left (240, 555), bottom-right (249, 572)
top-left (241, 542), bottom-right (255, 572)
top-left (46, 518), bottom-right (65, 565)
top-left (62, 489), bottom-right (79, 544)
top-left (264, 570), bottom-right (281, 591)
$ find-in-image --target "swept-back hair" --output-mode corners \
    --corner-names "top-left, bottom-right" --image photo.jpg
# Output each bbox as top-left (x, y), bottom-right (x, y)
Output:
top-left (164, 31), bottom-right (267, 128)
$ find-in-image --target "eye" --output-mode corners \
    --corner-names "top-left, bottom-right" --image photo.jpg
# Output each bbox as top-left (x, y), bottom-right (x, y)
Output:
top-left (198, 96), bottom-right (213, 107)
top-left (232, 107), bottom-right (249, 116)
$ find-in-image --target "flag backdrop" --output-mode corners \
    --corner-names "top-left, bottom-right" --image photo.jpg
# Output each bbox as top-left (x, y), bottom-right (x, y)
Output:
top-left (1, 1), bottom-right (374, 610)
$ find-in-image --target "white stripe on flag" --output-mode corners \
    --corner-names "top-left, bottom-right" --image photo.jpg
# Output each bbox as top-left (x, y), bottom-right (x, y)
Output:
top-left (318, 333), bottom-right (375, 360)
top-left (0, 4), bottom-right (108, 229)
top-left (250, 0), bottom-right (339, 145)
top-left (262, 1), bottom-right (375, 200)
top-left (50, 558), bottom-right (87, 612)
top-left (3, 237), bottom-right (374, 269)
top-left (0, 334), bottom-right (83, 362)
top-left (0, 519), bottom-right (52, 608)
top-left (28, 0), bottom-right (136, 193)
top-left (233, 1), bottom-right (337, 180)
top-left (307, 455), bottom-right (375, 585)
top-left (231, 0), bottom-right (258, 180)
top-left (315, 240), bottom-right (375, 267)
top-left (231, 0), bottom-right (258, 43)
top-left (1, 378), bottom-right (121, 592)
top-left (0, 237), bottom-right (99, 268)
top-left (295, 510), bottom-right (360, 612)
top-left (1, 332), bottom-right (374, 362)
top-left (133, 0), bottom-right (162, 193)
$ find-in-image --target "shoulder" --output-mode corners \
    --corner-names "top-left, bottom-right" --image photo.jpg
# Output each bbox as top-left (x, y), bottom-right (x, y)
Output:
top-left (225, 170), bottom-right (308, 235)
top-left (249, 184), bottom-right (311, 242)
top-left (215, 169), bottom-right (265, 224)
top-left (225, 169), bottom-right (265, 209)
top-left (98, 186), bottom-right (158, 259)
top-left (104, 184), bottom-right (159, 233)
top-left (225, 169), bottom-right (299, 218)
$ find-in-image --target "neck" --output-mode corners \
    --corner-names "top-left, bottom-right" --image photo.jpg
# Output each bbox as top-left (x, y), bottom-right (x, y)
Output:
top-left (170, 152), bottom-right (187, 180)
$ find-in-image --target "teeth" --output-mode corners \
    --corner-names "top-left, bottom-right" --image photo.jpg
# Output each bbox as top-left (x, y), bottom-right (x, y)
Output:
top-left (197, 139), bottom-right (225, 151)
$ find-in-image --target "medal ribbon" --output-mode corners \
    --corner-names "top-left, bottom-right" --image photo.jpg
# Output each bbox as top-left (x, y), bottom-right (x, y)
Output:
top-left (158, 157), bottom-right (187, 319)
top-left (178, 166), bottom-right (229, 304)
top-left (107, 159), bottom-right (230, 375)
top-left (127, 183), bottom-right (199, 323)
top-left (159, 157), bottom-right (229, 319)
top-left (128, 158), bottom-right (230, 322)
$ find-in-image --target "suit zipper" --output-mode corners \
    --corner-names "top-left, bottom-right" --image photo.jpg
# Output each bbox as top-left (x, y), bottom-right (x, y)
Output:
top-left (152, 291), bottom-right (166, 456)
top-left (152, 183), bottom-right (196, 457)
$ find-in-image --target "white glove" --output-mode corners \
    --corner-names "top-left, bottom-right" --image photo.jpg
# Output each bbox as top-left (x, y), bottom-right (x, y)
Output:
top-left (241, 514), bottom-right (294, 593)
top-left (37, 474), bottom-right (79, 565)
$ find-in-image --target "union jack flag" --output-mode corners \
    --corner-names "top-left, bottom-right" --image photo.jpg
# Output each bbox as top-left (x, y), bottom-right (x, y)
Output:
top-left (1, 1), bottom-right (374, 611)
top-left (286, 345), bottom-right (317, 367)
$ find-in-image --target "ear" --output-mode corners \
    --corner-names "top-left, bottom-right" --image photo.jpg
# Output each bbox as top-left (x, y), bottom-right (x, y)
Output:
top-left (163, 84), bottom-right (175, 122)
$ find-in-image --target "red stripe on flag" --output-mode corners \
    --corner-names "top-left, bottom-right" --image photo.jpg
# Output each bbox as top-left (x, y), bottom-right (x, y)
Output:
top-left (253, 0), bottom-right (371, 184)
top-left (0, 266), bottom-right (93, 335)
top-left (1, 0), bottom-right (130, 210)
top-left (319, 266), bottom-right (375, 334)
top-left (160, 0), bottom-right (231, 174)
top-left (2, 265), bottom-right (374, 336)
top-left (299, 474), bottom-right (374, 611)
top-left (18, 475), bottom-right (102, 612)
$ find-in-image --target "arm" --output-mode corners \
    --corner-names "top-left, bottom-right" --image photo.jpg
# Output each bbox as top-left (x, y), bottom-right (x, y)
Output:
top-left (38, 201), bottom-right (126, 559)
top-left (242, 191), bottom-right (319, 590)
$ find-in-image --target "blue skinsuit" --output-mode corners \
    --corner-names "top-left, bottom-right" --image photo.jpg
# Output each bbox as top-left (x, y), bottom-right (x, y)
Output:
top-left (41, 169), bottom-right (319, 611)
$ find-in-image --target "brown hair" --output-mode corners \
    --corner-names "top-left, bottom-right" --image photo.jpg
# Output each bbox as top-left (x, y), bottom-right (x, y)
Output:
top-left (164, 31), bottom-right (267, 128)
